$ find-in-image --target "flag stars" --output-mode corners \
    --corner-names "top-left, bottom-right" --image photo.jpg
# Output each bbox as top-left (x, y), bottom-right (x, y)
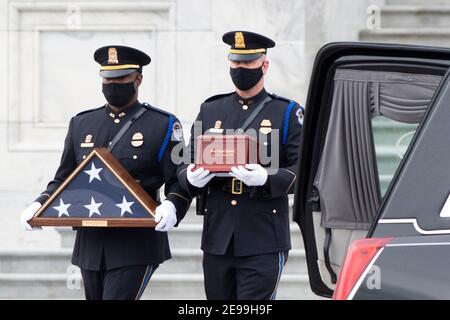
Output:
top-left (116, 196), bottom-right (134, 217)
top-left (84, 162), bottom-right (103, 183)
top-left (53, 198), bottom-right (71, 217)
top-left (84, 197), bottom-right (103, 217)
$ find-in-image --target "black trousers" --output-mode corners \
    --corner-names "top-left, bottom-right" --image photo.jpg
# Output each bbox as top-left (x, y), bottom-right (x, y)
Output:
top-left (203, 250), bottom-right (288, 300)
top-left (80, 264), bottom-right (158, 300)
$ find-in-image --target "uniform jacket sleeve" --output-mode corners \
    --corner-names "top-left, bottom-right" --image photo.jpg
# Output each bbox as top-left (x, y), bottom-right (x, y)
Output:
top-left (161, 116), bottom-right (192, 226)
top-left (35, 117), bottom-right (77, 204)
top-left (177, 104), bottom-right (205, 197)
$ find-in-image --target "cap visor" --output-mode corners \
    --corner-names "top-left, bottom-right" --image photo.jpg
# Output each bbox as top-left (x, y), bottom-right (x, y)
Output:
top-left (228, 53), bottom-right (263, 62)
top-left (99, 69), bottom-right (137, 78)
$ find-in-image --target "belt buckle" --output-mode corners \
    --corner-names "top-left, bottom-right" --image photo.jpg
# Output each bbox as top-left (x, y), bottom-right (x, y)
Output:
top-left (231, 178), bottom-right (243, 195)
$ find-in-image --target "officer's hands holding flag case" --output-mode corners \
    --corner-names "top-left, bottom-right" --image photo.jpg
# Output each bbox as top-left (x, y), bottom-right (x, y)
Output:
top-left (20, 202), bottom-right (42, 231)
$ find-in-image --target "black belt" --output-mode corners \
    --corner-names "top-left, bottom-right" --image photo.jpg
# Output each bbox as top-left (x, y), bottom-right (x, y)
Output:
top-left (209, 178), bottom-right (250, 195)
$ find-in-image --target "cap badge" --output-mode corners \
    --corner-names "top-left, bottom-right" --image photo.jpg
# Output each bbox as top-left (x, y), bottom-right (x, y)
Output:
top-left (234, 32), bottom-right (245, 49)
top-left (108, 47), bottom-right (118, 64)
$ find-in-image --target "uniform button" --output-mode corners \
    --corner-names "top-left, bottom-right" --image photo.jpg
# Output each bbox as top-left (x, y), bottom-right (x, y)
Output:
top-left (205, 209), bottom-right (208, 213)
top-left (273, 209), bottom-right (277, 214)
top-left (82, 155), bottom-right (86, 159)
top-left (108, 141), bottom-right (112, 145)
top-left (242, 105), bottom-right (248, 110)
top-left (231, 200), bottom-right (237, 206)
top-left (133, 155), bottom-right (137, 159)
top-left (114, 119), bottom-right (120, 124)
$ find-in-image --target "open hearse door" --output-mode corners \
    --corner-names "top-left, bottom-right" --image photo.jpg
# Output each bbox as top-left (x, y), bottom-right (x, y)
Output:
top-left (294, 42), bottom-right (450, 299)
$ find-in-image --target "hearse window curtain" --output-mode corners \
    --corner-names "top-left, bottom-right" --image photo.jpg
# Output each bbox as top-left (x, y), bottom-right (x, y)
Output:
top-left (315, 69), bottom-right (442, 230)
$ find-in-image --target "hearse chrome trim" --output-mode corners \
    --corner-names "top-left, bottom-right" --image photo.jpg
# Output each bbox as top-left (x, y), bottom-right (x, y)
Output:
top-left (386, 242), bottom-right (450, 247)
top-left (379, 218), bottom-right (450, 235)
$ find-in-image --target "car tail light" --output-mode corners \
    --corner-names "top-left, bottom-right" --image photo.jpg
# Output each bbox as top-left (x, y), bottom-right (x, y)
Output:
top-left (333, 237), bottom-right (393, 300)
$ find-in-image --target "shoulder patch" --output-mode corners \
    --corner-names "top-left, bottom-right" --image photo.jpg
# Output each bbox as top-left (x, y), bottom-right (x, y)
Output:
top-left (295, 105), bottom-right (305, 126)
top-left (75, 105), bottom-right (105, 117)
top-left (141, 102), bottom-right (174, 118)
top-left (204, 92), bottom-right (234, 103)
top-left (171, 121), bottom-right (184, 142)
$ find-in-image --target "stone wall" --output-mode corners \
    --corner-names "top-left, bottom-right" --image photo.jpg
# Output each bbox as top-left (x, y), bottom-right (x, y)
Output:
top-left (0, 0), bottom-right (380, 249)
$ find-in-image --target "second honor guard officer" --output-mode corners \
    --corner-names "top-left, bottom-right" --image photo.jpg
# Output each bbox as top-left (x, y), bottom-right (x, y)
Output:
top-left (20, 45), bottom-right (190, 300)
top-left (178, 31), bottom-right (304, 299)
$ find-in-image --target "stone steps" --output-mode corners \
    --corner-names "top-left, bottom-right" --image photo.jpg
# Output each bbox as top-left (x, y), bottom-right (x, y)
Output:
top-left (0, 272), bottom-right (317, 300)
top-left (0, 249), bottom-right (307, 275)
top-left (56, 222), bottom-right (305, 251)
top-left (359, 1), bottom-right (446, 195)
top-left (386, 0), bottom-right (450, 5)
top-left (363, 0), bottom-right (450, 46)
top-left (0, 203), bottom-right (311, 299)
top-left (374, 146), bottom-right (404, 176)
top-left (380, 5), bottom-right (450, 29)
top-left (372, 118), bottom-right (418, 143)
top-left (372, 118), bottom-right (416, 192)
top-left (360, 28), bottom-right (450, 47)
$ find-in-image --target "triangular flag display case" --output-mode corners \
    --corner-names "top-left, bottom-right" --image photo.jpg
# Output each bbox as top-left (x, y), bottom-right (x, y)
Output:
top-left (30, 148), bottom-right (157, 227)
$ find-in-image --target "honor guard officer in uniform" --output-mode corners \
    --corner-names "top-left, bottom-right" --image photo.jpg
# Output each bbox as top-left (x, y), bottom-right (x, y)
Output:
top-left (178, 31), bottom-right (304, 300)
top-left (20, 45), bottom-right (191, 300)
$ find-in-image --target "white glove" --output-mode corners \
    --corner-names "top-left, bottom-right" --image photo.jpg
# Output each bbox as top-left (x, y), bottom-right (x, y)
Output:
top-left (230, 164), bottom-right (268, 187)
top-left (154, 200), bottom-right (177, 232)
top-left (20, 202), bottom-right (42, 231)
top-left (186, 164), bottom-right (215, 188)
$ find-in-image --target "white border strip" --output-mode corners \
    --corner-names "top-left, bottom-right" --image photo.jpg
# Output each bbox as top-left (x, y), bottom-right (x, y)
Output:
top-left (347, 248), bottom-right (384, 300)
top-left (386, 242), bottom-right (450, 247)
top-left (378, 218), bottom-right (450, 235)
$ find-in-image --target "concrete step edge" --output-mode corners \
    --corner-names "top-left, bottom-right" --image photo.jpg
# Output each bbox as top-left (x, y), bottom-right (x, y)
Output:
top-left (175, 223), bottom-right (301, 232)
top-left (360, 28), bottom-right (450, 35)
top-left (374, 145), bottom-right (408, 156)
top-left (380, 5), bottom-right (450, 12)
top-left (0, 248), bottom-right (306, 257)
top-left (372, 121), bottom-right (418, 129)
top-left (0, 273), bottom-right (310, 282)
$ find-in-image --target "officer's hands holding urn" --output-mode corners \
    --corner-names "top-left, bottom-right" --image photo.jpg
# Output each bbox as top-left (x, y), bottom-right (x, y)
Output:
top-left (186, 164), bottom-right (216, 188)
top-left (230, 164), bottom-right (268, 186)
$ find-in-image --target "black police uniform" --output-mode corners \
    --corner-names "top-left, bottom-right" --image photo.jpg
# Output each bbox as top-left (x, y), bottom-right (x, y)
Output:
top-left (34, 46), bottom-right (190, 300)
top-left (177, 31), bottom-right (304, 300)
top-left (178, 31), bottom-right (304, 300)
top-left (178, 90), bottom-right (303, 299)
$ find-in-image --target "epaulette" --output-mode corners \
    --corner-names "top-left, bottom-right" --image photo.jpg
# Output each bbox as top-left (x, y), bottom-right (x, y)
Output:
top-left (268, 93), bottom-right (296, 105)
top-left (141, 102), bottom-right (173, 118)
top-left (204, 92), bottom-right (234, 103)
top-left (75, 105), bottom-right (105, 117)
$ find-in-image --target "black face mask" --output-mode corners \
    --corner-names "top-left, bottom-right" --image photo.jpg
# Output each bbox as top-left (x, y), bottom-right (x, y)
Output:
top-left (229, 65), bottom-right (264, 91)
top-left (102, 81), bottom-right (136, 108)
